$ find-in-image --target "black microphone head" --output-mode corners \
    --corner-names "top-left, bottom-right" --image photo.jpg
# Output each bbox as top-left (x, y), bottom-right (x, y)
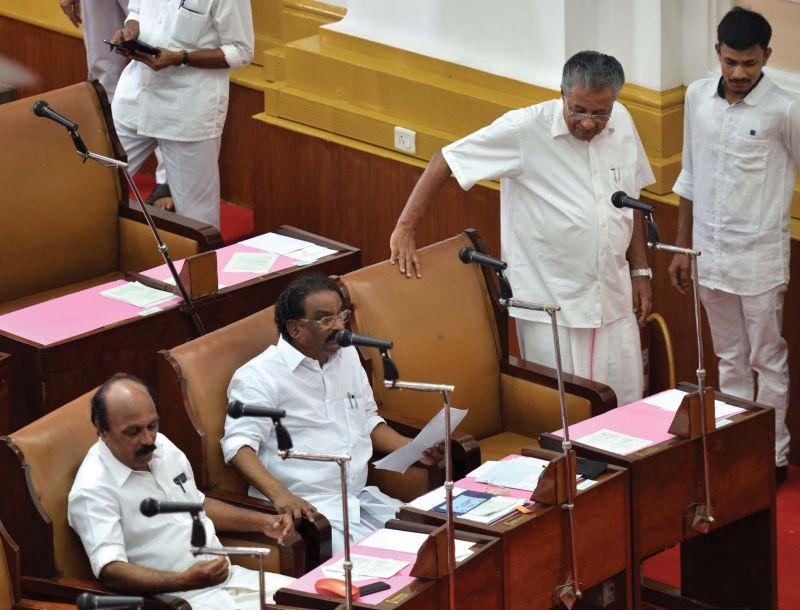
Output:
top-left (611, 191), bottom-right (626, 209)
top-left (76, 592), bottom-right (95, 610)
top-left (140, 498), bottom-right (158, 517)
top-left (458, 247), bottom-right (475, 264)
top-left (334, 329), bottom-right (353, 347)
top-left (227, 400), bottom-right (244, 419)
top-left (32, 100), bottom-right (49, 116)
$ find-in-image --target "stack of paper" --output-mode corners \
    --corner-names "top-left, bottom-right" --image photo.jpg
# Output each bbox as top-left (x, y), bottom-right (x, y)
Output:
top-left (643, 389), bottom-right (747, 419)
top-left (240, 232), bottom-right (338, 263)
top-left (475, 456), bottom-right (550, 492)
top-left (223, 251), bottom-right (278, 274)
top-left (100, 282), bottom-right (175, 308)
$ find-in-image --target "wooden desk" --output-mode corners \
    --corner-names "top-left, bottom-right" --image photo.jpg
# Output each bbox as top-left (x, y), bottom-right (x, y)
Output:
top-left (0, 227), bottom-right (360, 432)
top-left (274, 520), bottom-right (502, 610)
top-left (398, 454), bottom-right (631, 610)
top-left (0, 353), bottom-right (9, 434)
top-left (540, 386), bottom-right (776, 610)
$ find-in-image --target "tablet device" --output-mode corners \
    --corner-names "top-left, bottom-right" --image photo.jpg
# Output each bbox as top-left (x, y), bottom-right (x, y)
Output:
top-left (104, 38), bottom-right (160, 57)
top-left (432, 490), bottom-right (493, 515)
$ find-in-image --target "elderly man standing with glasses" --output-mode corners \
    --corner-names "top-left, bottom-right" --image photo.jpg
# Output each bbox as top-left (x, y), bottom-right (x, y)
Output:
top-left (390, 50), bottom-right (655, 406)
top-left (221, 275), bottom-right (442, 554)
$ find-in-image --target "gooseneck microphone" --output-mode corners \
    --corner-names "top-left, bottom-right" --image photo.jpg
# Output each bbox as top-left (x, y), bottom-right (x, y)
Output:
top-left (611, 191), bottom-right (655, 214)
top-left (75, 593), bottom-right (144, 610)
top-left (227, 400), bottom-right (286, 420)
top-left (335, 329), bottom-right (393, 351)
top-left (140, 498), bottom-right (203, 517)
top-left (458, 247), bottom-right (507, 270)
top-left (33, 100), bottom-right (79, 131)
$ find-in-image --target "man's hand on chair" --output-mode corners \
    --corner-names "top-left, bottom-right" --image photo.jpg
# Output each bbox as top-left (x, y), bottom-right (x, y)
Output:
top-left (273, 490), bottom-right (318, 525)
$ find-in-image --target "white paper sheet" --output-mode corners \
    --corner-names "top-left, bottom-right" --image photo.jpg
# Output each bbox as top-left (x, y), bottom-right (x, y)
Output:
top-left (373, 407), bottom-right (468, 473)
top-left (475, 456), bottom-right (550, 492)
top-left (714, 400), bottom-right (746, 419)
top-left (576, 478), bottom-right (598, 491)
top-left (642, 389), bottom-right (688, 411)
top-left (322, 554), bottom-right (410, 579)
top-left (162, 276), bottom-right (226, 290)
top-left (100, 282), bottom-right (176, 308)
top-left (404, 486), bottom-right (466, 511)
top-left (459, 496), bottom-right (523, 524)
top-left (290, 244), bottom-right (338, 262)
top-left (576, 429), bottom-right (654, 455)
top-left (240, 232), bottom-right (315, 255)
top-left (466, 460), bottom-right (499, 479)
top-left (357, 528), bottom-right (475, 559)
top-left (222, 251), bottom-right (279, 274)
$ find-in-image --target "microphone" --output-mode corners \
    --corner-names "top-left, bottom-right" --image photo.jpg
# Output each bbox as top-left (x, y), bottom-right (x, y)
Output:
top-left (140, 498), bottom-right (203, 517)
top-left (227, 400), bottom-right (286, 420)
top-left (334, 329), bottom-right (393, 351)
top-left (75, 593), bottom-right (144, 609)
top-left (611, 191), bottom-right (655, 214)
top-left (33, 100), bottom-right (79, 131)
top-left (458, 247), bottom-right (508, 271)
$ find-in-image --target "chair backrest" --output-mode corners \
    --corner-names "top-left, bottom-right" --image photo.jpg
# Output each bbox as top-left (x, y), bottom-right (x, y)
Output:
top-left (339, 233), bottom-right (504, 441)
top-left (1, 391), bottom-right (99, 580)
top-left (158, 307), bottom-right (279, 493)
top-left (0, 82), bottom-right (122, 305)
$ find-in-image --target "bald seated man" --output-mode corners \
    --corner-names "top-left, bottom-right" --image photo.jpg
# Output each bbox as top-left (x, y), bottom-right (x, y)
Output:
top-left (68, 373), bottom-right (296, 609)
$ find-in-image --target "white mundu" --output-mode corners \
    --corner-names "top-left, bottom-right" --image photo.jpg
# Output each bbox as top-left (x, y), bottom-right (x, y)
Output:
top-left (222, 338), bottom-right (402, 555)
top-left (68, 433), bottom-right (294, 610)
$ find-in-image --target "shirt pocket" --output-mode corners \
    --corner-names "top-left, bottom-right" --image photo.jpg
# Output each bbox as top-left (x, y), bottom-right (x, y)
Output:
top-left (172, 1), bottom-right (211, 47)
top-left (732, 137), bottom-right (767, 172)
top-left (343, 393), bottom-right (370, 438)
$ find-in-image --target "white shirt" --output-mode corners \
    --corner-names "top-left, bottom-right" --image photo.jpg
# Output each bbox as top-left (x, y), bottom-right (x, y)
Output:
top-left (443, 98), bottom-right (655, 328)
top-left (68, 433), bottom-right (265, 609)
top-left (673, 75), bottom-right (800, 295)
top-left (222, 338), bottom-right (389, 525)
top-left (112, 0), bottom-right (254, 141)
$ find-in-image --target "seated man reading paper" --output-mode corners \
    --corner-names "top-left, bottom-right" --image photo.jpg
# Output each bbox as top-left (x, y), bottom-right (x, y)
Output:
top-left (221, 275), bottom-right (442, 554)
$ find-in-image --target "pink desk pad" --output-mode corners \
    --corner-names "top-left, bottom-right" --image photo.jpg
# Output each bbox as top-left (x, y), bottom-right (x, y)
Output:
top-left (456, 454), bottom-right (531, 500)
top-left (549, 398), bottom-right (678, 451)
top-left (283, 529), bottom-right (421, 604)
top-left (0, 243), bottom-right (298, 346)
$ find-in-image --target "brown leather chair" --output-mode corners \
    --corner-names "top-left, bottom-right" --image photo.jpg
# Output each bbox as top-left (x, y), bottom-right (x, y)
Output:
top-left (157, 305), bottom-right (454, 570)
top-left (0, 388), bottom-right (306, 607)
top-left (0, 81), bottom-right (222, 315)
top-left (338, 230), bottom-right (616, 463)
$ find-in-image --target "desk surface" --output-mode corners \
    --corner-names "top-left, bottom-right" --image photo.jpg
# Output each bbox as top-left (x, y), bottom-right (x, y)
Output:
top-left (540, 386), bottom-right (776, 610)
top-left (0, 227), bottom-right (360, 431)
top-left (275, 524), bottom-right (502, 609)
top-left (398, 454), bottom-right (630, 610)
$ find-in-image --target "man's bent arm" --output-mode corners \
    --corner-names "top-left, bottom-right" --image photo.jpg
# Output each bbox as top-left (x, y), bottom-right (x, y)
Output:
top-left (627, 211), bottom-right (652, 325)
top-left (389, 149), bottom-right (453, 278)
top-left (229, 446), bottom-right (316, 522)
top-left (203, 496), bottom-right (293, 542)
top-left (101, 558), bottom-right (227, 594)
top-left (668, 197), bottom-right (694, 294)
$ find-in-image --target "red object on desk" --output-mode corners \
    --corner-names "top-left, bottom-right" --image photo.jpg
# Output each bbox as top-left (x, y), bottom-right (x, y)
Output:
top-left (314, 578), bottom-right (360, 600)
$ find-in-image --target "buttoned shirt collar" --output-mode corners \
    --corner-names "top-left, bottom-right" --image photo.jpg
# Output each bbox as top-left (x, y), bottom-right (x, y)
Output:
top-left (276, 335), bottom-right (342, 373)
top-left (96, 437), bottom-right (165, 488)
top-left (714, 72), bottom-right (767, 106)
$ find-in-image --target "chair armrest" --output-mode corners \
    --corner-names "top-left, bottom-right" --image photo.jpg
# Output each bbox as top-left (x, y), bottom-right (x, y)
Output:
top-left (21, 576), bottom-right (190, 610)
top-left (119, 201), bottom-right (223, 251)
top-left (503, 356), bottom-right (617, 413)
top-left (204, 488), bottom-right (332, 574)
top-left (498, 356), bottom-right (616, 441)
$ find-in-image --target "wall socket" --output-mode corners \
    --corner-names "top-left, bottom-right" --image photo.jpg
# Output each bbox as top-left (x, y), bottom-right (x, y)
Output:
top-left (394, 126), bottom-right (416, 155)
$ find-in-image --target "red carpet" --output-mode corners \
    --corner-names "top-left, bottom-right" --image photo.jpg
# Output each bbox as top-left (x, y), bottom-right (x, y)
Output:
top-left (132, 174), bottom-right (253, 244)
top-left (643, 465), bottom-right (800, 608)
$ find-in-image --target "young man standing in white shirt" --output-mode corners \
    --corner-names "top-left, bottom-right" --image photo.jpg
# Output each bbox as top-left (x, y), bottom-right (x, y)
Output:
top-left (68, 374), bottom-right (296, 609)
top-left (222, 275), bottom-right (442, 554)
top-left (109, 0), bottom-right (254, 227)
top-left (669, 8), bottom-right (800, 485)
top-left (390, 51), bottom-right (655, 406)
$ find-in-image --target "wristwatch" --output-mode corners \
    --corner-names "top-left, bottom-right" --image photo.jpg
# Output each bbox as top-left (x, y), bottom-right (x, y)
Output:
top-left (180, 50), bottom-right (190, 66)
top-left (630, 268), bottom-right (652, 280)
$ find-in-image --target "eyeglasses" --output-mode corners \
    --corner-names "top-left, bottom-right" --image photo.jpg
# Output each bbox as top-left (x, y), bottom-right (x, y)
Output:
top-left (296, 309), bottom-right (351, 329)
top-left (567, 110), bottom-right (612, 123)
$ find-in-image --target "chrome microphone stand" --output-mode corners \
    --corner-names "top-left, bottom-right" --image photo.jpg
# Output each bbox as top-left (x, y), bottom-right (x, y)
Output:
top-left (496, 278), bottom-right (581, 606)
top-left (383, 352), bottom-right (457, 610)
top-left (192, 546), bottom-right (272, 610)
top-left (646, 217), bottom-right (714, 529)
top-left (38, 115), bottom-right (205, 336)
top-left (274, 421), bottom-right (355, 610)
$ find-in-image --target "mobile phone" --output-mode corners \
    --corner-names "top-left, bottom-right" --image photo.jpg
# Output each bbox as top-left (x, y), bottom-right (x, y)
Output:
top-left (103, 38), bottom-right (160, 57)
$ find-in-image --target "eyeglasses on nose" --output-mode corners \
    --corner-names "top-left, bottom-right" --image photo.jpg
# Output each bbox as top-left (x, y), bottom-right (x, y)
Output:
top-left (568, 110), bottom-right (612, 123)
top-left (297, 309), bottom-right (351, 328)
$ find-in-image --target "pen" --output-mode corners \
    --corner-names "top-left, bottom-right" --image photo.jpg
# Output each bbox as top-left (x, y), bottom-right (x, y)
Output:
top-left (346, 392), bottom-right (358, 409)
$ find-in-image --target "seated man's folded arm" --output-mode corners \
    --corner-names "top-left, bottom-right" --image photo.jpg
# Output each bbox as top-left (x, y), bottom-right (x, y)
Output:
top-left (101, 557), bottom-right (229, 594)
top-left (203, 495), bottom-right (294, 543)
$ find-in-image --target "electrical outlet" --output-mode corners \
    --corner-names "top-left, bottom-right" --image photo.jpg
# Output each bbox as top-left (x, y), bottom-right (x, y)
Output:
top-left (394, 126), bottom-right (416, 155)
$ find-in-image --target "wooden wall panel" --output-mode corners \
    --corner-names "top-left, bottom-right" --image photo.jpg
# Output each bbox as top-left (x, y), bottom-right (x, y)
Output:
top-left (219, 84), bottom-right (263, 208)
top-left (253, 120), bottom-right (502, 267)
top-left (0, 16), bottom-right (85, 98)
